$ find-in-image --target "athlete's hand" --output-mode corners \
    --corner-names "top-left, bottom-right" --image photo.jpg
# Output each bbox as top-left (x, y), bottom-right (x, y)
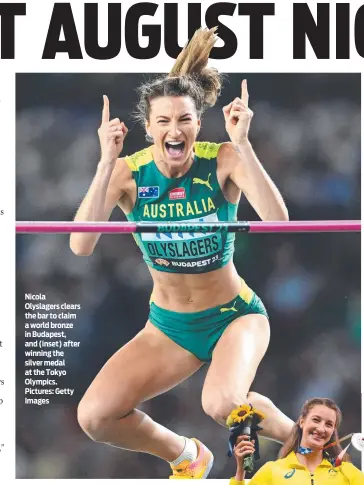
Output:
top-left (233, 435), bottom-right (255, 480)
top-left (223, 80), bottom-right (253, 145)
top-left (234, 435), bottom-right (255, 462)
top-left (98, 95), bottom-right (128, 165)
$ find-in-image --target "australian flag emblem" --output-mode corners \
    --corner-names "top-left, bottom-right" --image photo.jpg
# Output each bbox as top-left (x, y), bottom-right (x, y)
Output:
top-left (138, 186), bottom-right (159, 198)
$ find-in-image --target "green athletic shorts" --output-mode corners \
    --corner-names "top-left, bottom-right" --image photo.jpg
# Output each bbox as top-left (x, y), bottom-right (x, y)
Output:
top-left (149, 281), bottom-right (268, 362)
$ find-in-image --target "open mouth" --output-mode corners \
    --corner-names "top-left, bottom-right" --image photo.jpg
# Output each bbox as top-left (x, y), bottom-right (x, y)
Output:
top-left (311, 433), bottom-right (325, 441)
top-left (165, 141), bottom-right (185, 158)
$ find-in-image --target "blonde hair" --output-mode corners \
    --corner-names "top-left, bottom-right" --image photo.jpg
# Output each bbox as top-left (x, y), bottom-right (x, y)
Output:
top-left (134, 27), bottom-right (223, 126)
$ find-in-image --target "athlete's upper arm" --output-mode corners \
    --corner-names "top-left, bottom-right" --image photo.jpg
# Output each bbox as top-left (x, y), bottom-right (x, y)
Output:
top-left (104, 157), bottom-right (133, 215)
top-left (217, 142), bottom-right (244, 190)
top-left (225, 142), bottom-right (253, 194)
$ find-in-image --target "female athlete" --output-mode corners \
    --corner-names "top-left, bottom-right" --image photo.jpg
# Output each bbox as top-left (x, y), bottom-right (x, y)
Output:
top-left (71, 28), bottom-right (293, 479)
top-left (230, 397), bottom-right (364, 484)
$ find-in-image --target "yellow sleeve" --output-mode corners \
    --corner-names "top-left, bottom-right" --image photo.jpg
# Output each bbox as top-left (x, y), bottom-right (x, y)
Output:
top-left (341, 463), bottom-right (364, 484)
top-left (229, 478), bottom-right (245, 485)
top-left (248, 462), bottom-right (273, 485)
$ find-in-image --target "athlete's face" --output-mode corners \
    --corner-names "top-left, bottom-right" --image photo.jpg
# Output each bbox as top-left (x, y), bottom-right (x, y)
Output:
top-left (146, 96), bottom-right (201, 165)
top-left (299, 405), bottom-right (337, 450)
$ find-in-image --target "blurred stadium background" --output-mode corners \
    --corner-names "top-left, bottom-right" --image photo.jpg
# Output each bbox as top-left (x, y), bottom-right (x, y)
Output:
top-left (16, 73), bottom-right (361, 478)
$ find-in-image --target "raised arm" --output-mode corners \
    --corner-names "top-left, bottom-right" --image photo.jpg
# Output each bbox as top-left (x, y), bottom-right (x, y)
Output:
top-left (70, 95), bottom-right (129, 256)
top-left (221, 80), bottom-right (288, 221)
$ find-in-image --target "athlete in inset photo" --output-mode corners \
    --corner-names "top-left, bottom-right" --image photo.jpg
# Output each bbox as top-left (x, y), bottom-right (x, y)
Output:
top-left (70, 27), bottom-right (293, 479)
top-left (230, 398), bottom-right (364, 484)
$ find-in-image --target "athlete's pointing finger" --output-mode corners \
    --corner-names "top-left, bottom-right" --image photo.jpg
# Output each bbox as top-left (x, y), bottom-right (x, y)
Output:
top-left (241, 79), bottom-right (249, 107)
top-left (102, 95), bottom-right (110, 123)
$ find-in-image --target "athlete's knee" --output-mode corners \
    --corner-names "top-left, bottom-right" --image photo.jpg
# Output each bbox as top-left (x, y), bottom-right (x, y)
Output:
top-left (202, 392), bottom-right (247, 426)
top-left (77, 396), bottom-right (132, 443)
top-left (77, 400), bottom-right (111, 442)
top-left (247, 391), bottom-right (274, 413)
top-left (203, 393), bottom-right (275, 427)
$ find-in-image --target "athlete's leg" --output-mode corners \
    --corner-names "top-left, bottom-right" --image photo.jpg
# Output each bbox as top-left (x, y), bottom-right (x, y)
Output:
top-left (78, 321), bottom-right (203, 461)
top-left (201, 314), bottom-right (294, 443)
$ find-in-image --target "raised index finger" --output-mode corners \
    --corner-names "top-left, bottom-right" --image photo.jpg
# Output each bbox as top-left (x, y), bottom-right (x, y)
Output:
top-left (241, 79), bottom-right (249, 106)
top-left (102, 95), bottom-right (110, 123)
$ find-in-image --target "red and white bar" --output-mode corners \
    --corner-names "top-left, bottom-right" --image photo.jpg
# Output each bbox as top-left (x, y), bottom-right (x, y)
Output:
top-left (248, 220), bottom-right (361, 233)
top-left (16, 220), bottom-right (361, 234)
top-left (17, 221), bottom-right (138, 234)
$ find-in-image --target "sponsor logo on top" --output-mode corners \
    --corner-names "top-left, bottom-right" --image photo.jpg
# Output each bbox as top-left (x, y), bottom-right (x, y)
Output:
top-left (155, 258), bottom-right (170, 267)
top-left (138, 186), bottom-right (159, 198)
top-left (169, 188), bottom-right (186, 200)
top-left (192, 173), bottom-right (212, 191)
top-left (284, 469), bottom-right (296, 479)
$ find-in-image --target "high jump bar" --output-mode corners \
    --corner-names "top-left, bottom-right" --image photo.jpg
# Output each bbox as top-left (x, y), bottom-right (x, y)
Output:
top-left (16, 220), bottom-right (361, 234)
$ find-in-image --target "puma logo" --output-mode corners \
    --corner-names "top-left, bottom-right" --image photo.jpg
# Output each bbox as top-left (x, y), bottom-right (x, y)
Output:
top-left (220, 301), bottom-right (238, 313)
top-left (193, 173), bottom-right (212, 191)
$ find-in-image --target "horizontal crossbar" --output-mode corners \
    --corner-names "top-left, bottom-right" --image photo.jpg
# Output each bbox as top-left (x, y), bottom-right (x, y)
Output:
top-left (15, 220), bottom-right (361, 234)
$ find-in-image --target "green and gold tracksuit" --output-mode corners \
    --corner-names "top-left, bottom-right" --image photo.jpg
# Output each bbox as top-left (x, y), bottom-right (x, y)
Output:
top-left (229, 452), bottom-right (364, 485)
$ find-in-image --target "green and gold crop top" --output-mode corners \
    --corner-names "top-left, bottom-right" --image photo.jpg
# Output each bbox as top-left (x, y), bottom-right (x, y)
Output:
top-left (124, 141), bottom-right (238, 274)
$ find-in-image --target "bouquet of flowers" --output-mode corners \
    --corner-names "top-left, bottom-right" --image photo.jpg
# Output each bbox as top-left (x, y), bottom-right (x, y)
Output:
top-left (226, 404), bottom-right (265, 473)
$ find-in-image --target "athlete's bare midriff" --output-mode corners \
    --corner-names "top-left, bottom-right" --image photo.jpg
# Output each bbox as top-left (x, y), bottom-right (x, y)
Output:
top-left (149, 260), bottom-right (242, 312)
top-left (117, 148), bottom-right (244, 314)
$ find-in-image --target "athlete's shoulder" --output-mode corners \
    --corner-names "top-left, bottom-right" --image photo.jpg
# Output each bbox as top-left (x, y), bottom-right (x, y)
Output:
top-left (275, 452), bottom-right (298, 467)
top-left (124, 146), bottom-right (154, 171)
top-left (215, 142), bottom-right (243, 175)
top-left (257, 460), bottom-right (275, 471)
top-left (249, 460), bottom-right (275, 482)
top-left (340, 461), bottom-right (364, 479)
top-left (216, 141), bottom-right (237, 159)
top-left (194, 141), bottom-right (222, 160)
